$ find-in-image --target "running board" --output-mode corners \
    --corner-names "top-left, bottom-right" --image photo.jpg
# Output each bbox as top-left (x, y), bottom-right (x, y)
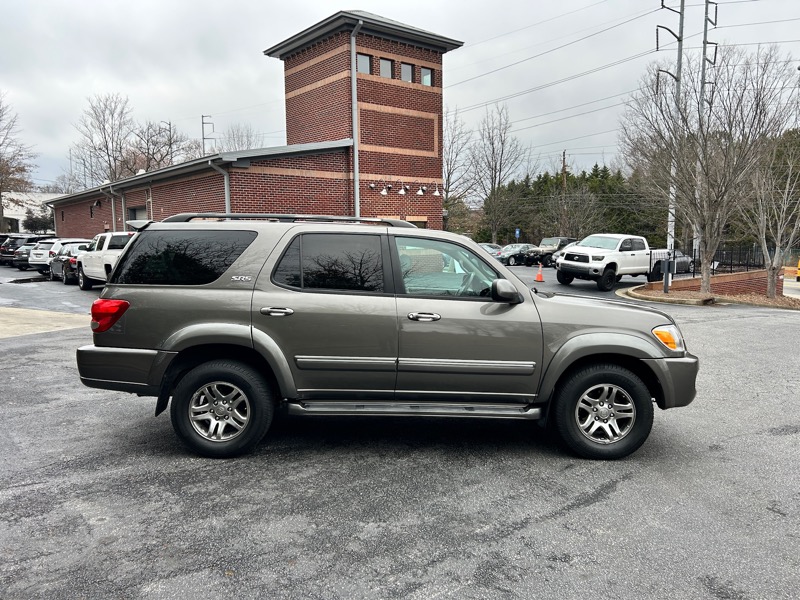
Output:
top-left (287, 401), bottom-right (542, 420)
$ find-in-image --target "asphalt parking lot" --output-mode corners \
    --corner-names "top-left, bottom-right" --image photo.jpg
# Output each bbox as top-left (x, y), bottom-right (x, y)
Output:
top-left (1, 268), bottom-right (798, 599)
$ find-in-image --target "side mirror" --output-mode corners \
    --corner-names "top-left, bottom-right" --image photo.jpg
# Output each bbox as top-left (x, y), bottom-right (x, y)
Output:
top-left (491, 279), bottom-right (523, 304)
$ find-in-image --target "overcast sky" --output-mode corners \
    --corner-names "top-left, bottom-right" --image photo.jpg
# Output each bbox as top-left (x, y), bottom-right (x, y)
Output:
top-left (2, 0), bottom-right (798, 188)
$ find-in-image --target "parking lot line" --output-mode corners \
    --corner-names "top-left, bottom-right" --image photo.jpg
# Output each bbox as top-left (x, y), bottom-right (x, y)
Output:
top-left (0, 307), bottom-right (90, 339)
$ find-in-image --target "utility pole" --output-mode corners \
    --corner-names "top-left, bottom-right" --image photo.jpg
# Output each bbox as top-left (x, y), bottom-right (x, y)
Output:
top-left (202, 115), bottom-right (214, 155)
top-left (693, 1), bottom-right (718, 260)
top-left (560, 150), bottom-right (568, 236)
top-left (657, 0), bottom-right (686, 253)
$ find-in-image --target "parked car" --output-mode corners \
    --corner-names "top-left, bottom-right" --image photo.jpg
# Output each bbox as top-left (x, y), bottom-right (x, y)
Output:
top-left (50, 242), bottom-right (90, 284)
top-left (77, 212), bottom-right (698, 460)
top-left (496, 243), bottom-right (536, 266)
top-left (11, 243), bottom-right (37, 270)
top-left (673, 250), bottom-right (695, 274)
top-left (478, 243), bottom-right (502, 255)
top-left (0, 234), bottom-right (54, 266)
top-left (29, 238), bottom-right (92, 275)
top-left (524, 237), bottom-right (578, 267)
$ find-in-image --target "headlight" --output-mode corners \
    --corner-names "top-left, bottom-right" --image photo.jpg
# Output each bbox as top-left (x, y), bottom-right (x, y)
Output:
top-left (652, 324), bottom-right (686, 351)
top-left (591, 255), bottom-right (605, 261)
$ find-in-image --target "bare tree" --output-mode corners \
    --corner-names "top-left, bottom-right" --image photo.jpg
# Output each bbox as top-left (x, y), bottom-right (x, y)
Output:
top-left (541, 186), bottom-right (604, 239)
top-left (470, 104), bottom-right (529, 243)
top-left (0, 91), bottom-right (38, 232)
top-left (72, 93), bottom-right (134, 185)
top-left (215, 123), bottom-right (262, 152)
top-left (126, 120), bottom-right (189, 173)
top-left (738, 130), bottom-right (800, 297)
top-left (442, 107), bottom-right (474, 231)
top-left (620, 46), bottom-right (799, 292)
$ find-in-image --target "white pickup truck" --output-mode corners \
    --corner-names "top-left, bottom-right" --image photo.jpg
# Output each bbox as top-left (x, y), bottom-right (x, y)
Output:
top-left (555, 233), bottom-right (667, 292)
top-left (77, 231), bottom-right (135, 290)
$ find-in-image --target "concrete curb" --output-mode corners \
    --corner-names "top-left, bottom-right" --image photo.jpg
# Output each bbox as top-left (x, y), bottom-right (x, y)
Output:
top-left (617, 285), bottom-right (714, 306)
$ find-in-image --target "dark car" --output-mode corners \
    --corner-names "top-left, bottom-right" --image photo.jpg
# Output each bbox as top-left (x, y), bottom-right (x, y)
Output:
top-left (0, 234), bottom-right (55, 266)
top-left (524, 237), bottom-right (578, 267)
top-left (50, 242), bottom-right (90, 284)
top-left (11, 243), bottom-right (37, 270)
top-left (496, 243), bottom-right (536, 266)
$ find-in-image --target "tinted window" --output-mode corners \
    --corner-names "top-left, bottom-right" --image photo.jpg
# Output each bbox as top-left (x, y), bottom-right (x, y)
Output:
top-left (108, 234), bottom-right (134, 250)
top-left (421, 67), bottom-right (433, 86)
top-left (273, 234), bottom-right (384, 293)
top-left (36, 242), bottom-right (56, 250)
top-left (113, 230), bottom-right (256, 285)
top-left (631, 239), bottom-right (646, 251)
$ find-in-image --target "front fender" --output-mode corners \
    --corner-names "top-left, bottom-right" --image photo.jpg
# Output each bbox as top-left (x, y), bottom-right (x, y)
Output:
top-left (538, 332), bottom-right (663, 404)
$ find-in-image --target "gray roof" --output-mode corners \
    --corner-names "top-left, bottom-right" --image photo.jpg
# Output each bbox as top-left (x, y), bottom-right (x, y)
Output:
top-left (48, 138), bottom-right (353, 206)
top-left (264, 10), bottom-right (463, 59)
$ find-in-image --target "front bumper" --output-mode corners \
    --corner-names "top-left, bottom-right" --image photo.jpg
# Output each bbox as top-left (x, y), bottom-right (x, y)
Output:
top-left (77, 345), bottom-right (177, 397)
top-left (642, 353), bottom-right (699, 409)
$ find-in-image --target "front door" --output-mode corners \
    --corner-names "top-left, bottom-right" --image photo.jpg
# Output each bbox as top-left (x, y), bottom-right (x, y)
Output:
top-left (391, 235), bottom-right (543, 404)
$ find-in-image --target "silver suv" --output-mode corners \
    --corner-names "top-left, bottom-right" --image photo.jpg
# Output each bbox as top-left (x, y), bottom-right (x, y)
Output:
top-left (77, 213), bottom-right (698, 459)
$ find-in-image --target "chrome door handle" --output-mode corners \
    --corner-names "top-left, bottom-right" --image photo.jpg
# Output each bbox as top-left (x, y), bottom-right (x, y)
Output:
top-left (408, 312), bottom-right (441, 322)
top-left (260, 307), bottom-right (294, 316)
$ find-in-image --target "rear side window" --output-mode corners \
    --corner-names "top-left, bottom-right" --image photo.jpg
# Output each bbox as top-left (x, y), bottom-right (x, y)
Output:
top-left (273, 233), bottom-right (384, 293)
top-left (108, 234), bottom-right (134, 250)
top-left (113, 230), bottom-right (257, 285)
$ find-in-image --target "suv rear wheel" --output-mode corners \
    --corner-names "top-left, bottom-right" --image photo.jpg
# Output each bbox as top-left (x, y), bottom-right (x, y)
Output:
top-left (170, 359), bottom-right (274, 458)
top-left (552, 364), bottom-right (653, 459)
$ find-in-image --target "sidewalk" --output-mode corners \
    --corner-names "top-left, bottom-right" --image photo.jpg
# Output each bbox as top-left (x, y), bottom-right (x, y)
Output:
top-left (0, 306), bottom-right (90, 339)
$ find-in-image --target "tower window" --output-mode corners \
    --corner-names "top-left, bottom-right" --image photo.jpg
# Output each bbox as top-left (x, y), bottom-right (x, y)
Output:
top-left (356, 53), bottom-right (371, 74)
top-left (421, 67), bottom-right (433, 87)
top-left (400, 63), bottom-right (414, 82)
top-left (380, 58), bottom-right (393, 78)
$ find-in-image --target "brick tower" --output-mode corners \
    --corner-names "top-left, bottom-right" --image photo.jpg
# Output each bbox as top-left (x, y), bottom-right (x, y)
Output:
top-left (264, 11), bottom-right (462, 228)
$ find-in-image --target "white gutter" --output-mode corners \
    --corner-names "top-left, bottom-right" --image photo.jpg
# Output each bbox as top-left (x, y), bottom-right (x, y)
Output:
top-left (350, 19), bottom-right (363, 217)
top-left (208, 161), bottom-right (231, 213)
top-left (101, 184), bottom-right (119, 232)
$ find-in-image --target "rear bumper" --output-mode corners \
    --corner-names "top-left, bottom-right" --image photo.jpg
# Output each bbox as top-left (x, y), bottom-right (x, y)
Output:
top-left (77, 345), bottom-right (176, 397)
top-left (642, 353), bottom-right (699, 409)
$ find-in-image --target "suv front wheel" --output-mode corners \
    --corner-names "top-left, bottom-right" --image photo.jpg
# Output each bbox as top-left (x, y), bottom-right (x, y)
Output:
top-left (170, 360), bottom-right (275, 458)
top-left (552, 364), bottom-right (654, 459)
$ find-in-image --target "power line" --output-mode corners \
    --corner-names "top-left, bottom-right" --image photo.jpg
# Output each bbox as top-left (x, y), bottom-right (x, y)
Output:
top-left (448, 8), bottom-right (660, 88)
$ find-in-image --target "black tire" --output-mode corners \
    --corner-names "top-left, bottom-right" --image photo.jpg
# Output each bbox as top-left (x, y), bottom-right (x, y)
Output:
top-left (616, 275), bottom-right (623, 282)
top-left (552, 364), bottom-right (654, 460)
top-left (170, 360), bottom-right (275, 458)
top-left (77, 266), bottom-right (93, 290)
top-left (556, 270), bottom-right (573, 285)
top-left (63, 269), bottom-right (71, 285)
top-left (597, 268), bottom-right (616, 291)
top-left (542, 255), bottom-right (552, 268)
top-left (49, 268), bottom-right (56, 281)
top-left (17, 265), bottom-right (28, 271)
top-left (508, 256), bottom-right (516, 266)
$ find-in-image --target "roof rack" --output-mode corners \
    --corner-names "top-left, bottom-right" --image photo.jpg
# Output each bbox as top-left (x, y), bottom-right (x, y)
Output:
top-left (161, 213), bottom-right (417, 228)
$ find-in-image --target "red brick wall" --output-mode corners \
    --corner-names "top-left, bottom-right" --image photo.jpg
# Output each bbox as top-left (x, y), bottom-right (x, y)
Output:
top-left (644, 269), bottom-right (785, 296)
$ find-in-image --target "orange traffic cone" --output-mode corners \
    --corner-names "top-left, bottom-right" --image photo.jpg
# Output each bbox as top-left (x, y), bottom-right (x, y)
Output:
top-left (535, 263), bottom-right (545, 282)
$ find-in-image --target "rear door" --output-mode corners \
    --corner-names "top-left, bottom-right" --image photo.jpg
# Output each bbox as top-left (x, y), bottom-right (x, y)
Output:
top-left (392, 235), bottom-right (543, 404)
top-left (252, 231), bottom-right (398, 401)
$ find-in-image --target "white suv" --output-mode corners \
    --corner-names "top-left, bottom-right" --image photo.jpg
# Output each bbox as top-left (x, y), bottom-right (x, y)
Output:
top-left (29, 238), bottom-right (92, 274)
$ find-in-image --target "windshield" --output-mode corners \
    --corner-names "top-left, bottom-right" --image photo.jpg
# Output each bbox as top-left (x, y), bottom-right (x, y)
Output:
top-left (501, 244), bottom-right (524, 252)
top-left (539, 238), bottom-right (559, 246)
top-left (578, 235), bottom-right (620, 250)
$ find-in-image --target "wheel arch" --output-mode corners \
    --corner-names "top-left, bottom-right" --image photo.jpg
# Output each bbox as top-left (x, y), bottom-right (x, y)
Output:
top-left (538, 335), bottom-right (666, 420)
top-left (154, 326), bottom-right (296, 416)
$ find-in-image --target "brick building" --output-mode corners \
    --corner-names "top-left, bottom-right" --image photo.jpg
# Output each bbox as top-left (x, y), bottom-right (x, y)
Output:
top-left (49, 11), bottom-right (462, 236)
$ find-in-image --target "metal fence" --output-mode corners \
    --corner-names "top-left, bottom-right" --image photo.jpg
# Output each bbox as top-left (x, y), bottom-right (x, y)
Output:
top-left (648, 244), bottom-right (800, 279)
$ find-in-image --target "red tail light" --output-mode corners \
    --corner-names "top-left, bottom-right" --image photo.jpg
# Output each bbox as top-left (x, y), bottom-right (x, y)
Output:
top-left (49, 250), bottom-right (56, 257)
top-left (90, 299), bottom-right (130, 333)
top-left (69, 257), bottom-right (77, 265)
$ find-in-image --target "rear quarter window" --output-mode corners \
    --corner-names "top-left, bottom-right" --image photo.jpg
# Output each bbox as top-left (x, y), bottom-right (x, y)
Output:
top-left (112, 230), bottom-right (257, 285)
